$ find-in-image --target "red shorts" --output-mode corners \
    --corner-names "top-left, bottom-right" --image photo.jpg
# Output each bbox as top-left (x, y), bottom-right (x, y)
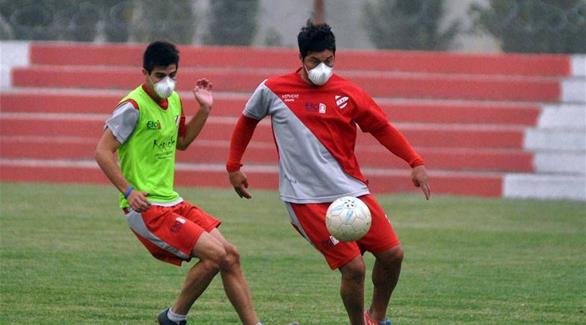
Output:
top-left (124, 201), bottom-right (221, 266)
top-left (286, 194), bottom-right (400, 270)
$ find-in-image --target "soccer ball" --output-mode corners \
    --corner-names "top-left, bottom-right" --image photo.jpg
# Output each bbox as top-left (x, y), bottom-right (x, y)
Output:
top-left (325, 196), bottom-right (372, 242)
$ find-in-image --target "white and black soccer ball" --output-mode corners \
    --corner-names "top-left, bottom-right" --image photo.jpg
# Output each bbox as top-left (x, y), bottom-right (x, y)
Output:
top-left (325, 196), bottom-right (372, 242)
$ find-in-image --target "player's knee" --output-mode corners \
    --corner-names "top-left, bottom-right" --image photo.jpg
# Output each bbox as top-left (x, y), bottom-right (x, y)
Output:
top-left (219, 244), bottom-right (240, 271)
top-left (390, 245), bottom-right (404, 263)
top-left (380, 245), bottom-right (404, 268)
top-left (201, 245), bottom-right (228, 271)
top-left (341, 258), bottom-right (366, 283)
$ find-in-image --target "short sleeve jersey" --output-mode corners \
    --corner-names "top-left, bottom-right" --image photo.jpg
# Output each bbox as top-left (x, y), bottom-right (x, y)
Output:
top-left (106, 85), bottom-right (184, 208)
top-left (243, 70), bottom-right (391, 203)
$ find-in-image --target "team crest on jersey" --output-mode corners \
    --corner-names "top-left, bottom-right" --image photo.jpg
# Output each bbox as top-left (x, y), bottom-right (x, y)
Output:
top-left (335, 95), bottom-right (349, 109)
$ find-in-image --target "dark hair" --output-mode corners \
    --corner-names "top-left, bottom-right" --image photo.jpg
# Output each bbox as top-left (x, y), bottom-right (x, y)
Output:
top-left (143, 41), bottom-right (180, 73)
top-left (297, 20), bottom-right (336, 59)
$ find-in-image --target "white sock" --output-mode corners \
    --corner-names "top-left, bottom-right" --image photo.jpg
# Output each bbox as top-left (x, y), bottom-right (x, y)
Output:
top-left (167, 307), bottom-right (187, 322)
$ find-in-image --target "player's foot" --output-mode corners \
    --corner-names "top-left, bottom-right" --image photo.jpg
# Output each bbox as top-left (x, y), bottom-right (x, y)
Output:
top-left (157, 308), bottom-right (186, 325)
top-left (364, 311), bottom-right (376, 325)
top-left (364, 311), bottom-right (391, 325)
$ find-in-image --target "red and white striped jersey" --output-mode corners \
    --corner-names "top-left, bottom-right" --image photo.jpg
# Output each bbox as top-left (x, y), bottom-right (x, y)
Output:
top-left (242, 69), bottom-right (402, 203)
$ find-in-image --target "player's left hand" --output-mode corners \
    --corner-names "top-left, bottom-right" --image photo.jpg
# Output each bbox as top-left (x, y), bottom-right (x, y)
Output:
top-left (193, 78), bottom-right (213, 110)
top-left (411, 165), bottom-right (431, 200)
top-left (229, 170), bottom-right (252, 199)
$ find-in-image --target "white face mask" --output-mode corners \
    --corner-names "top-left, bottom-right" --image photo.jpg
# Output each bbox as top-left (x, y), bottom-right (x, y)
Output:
top-left (306, 62), bottom-right (333, 86)
top-left (153, 76), bottom-right (176, 98)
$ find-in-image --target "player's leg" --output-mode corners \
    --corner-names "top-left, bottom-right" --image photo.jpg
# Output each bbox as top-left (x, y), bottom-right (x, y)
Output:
top-left (126, 205), bottom-right (228, 323)
top-left (171, 231), bottom-right (227, 315)
top-left (287, 202), bottom-right (369, 324)
top-left (339, 255), bottom-right (367, 325)
top-left (178, 201), bottom-right (260, 325)
top-left (208, 228), bottom-right (260, 325)
top-left (368, 245), bottom-right (403, 323)
top-left (355, 194), bottom-right (402, 324)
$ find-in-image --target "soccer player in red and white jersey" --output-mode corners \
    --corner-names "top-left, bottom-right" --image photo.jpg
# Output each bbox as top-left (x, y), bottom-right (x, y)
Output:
top-left (226, 22), bottom-right (431, 325)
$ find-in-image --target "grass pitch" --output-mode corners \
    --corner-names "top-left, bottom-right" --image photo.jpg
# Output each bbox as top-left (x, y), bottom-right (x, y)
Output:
top-left (0, 182), bottom-right (584, 324)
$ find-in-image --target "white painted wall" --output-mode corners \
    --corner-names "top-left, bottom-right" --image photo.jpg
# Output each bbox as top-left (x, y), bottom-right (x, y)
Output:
top-left (572, 55), bottom-right (585, 77)
top-left (0, 41), bottom-right (29, 89)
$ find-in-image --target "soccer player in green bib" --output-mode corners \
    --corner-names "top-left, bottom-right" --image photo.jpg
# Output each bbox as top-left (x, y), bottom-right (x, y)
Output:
top-left (95, 41), bottom-right (262, 325)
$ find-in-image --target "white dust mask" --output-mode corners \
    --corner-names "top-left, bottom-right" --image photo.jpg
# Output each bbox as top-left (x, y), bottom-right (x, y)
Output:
top-left (153, 76), bottom-right (176, 98)
top-left (306, 62), bottom-right (333, 86)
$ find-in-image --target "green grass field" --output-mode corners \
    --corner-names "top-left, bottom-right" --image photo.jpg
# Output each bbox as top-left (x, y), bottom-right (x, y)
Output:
top-left (1, 182), bottom-right (584, 324)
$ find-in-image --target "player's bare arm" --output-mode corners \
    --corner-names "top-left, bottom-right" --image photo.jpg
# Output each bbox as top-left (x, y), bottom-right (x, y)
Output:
top-left (411, 165), bottom-right (431, 200)
top-left (95, 128), bottom-right (151, 212)
top-left (177, 78), bottom-right (214, 150)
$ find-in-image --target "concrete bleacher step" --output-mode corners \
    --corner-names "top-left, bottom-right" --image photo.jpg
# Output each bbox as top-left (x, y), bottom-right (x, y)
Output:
top-left (0, 159), bottom-right (504, 197)
top-left (561, 79), bottom-right (586, 104)
top-left (3, 42), bottom-right (583, 199)
top-left (0, 136), bottom-right (533, 173)
top-left (29, 43), bottom-right (572, 77)
top-left (538, 104), bottom-right (586, 128)
top-left (0, 89), bottom-right (542, 126)
top-left (519, 100), bottom-right (586, 200)
top-left (534, 151), bottom-right (586, 175)
top-left (504, 173), bottom-right (586, 201)
top-left (12, 65), bottom-right (562, 102)
top-left (0, 113), bottom-right (526, 149)
top-left (530, 103), bottom-right (586, 176)
top-left (525, 128), bottom-right (586, 151)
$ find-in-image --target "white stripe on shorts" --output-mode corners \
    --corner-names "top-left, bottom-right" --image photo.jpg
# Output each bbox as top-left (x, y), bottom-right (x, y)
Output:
top-left (284, 203), bottom-right (310, 241)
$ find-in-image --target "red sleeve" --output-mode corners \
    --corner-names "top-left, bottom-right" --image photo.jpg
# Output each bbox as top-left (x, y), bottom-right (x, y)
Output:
top-left (371, 124), bottom-right (425, 168)
top-left (349, 86), bottom-right (424, 167)
top-left (178, 97), bottom-right (186, 137)
top-left (226, 115), bottom-right (261, 172)
top-left (351, 88), bottom-right (389, 133)
top-left (178, 115), bottom-right (186, 137)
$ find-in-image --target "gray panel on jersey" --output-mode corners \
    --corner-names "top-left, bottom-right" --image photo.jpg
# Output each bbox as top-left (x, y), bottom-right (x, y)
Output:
top-left (105, 101), bottom-right (139, 144)
top-left (244, 82), bottom-right (369, 204)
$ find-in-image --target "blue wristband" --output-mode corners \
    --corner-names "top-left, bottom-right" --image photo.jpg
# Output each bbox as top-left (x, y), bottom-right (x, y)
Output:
top-left (124, 185), bottom-right (134, 199)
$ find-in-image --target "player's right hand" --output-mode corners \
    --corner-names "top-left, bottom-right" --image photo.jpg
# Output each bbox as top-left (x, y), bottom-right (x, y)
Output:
top-left (128, 191), bottom-right (151, 212)
top-left (229, 170), bottom-right (252, 199)
top-left (411, 165), bottom-right (431, 200)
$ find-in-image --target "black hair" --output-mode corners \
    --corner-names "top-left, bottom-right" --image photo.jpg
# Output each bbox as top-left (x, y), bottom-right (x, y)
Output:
top-left (143, 41), bottom-right (180, 73)
top-left (297, 20), bottom-right (336, 59)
